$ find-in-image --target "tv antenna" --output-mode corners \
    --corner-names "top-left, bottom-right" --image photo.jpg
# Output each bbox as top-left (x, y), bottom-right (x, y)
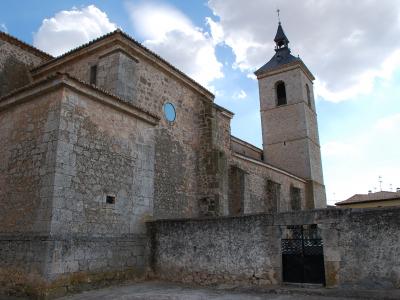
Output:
top-left (378, 176), bottom-right (382, 191)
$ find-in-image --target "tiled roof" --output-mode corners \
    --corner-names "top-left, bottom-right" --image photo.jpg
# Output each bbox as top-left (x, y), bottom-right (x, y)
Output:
top-left (335, 191), bottom-right (400, 206)
top-left (31, 29), bottom-right (214, 99)
top-left (255, 48), bottom-right (301, 76)
top-left (0, 31), bottom-right (53, 60)
top-left (254, 22), bottom-right (314, 79)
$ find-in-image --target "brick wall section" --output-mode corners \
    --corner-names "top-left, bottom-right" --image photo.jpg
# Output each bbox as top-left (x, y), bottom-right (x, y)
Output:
top-left (148, 207), bottom-right (400, 289)
top-left (0, 39), bottom-right (47, 97)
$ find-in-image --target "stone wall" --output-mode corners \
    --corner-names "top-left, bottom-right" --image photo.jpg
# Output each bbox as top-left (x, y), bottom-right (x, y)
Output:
top-left (148, 207), bottom-right (400, 289)
top-left (0, 36), bottom-right (49, 97)
top-left (231, 136), bottom-right (263, 161)
top-left (47, 85), bottom-right (155, 283)
top-left (228, 154), bottom-right (307, 213)
top-left (0, 90), bottom-right (61, 234)
top-left (258, 65), bottom-right (326, 209)
top-left (31, 40), bottom-right (230, 219)
top-left (0, 77), bottom-right (157, 297)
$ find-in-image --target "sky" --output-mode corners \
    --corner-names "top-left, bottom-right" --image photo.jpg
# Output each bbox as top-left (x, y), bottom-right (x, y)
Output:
top-left (1, 0), bottom-right (399, 204)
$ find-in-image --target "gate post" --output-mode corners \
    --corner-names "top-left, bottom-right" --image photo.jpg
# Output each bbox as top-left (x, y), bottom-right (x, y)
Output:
top-left (320, 222), bottom-right (341, 287)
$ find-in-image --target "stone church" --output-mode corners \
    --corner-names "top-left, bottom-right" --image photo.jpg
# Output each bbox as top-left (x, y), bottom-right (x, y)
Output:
top-left (1, 22), bottom-right (398, 298)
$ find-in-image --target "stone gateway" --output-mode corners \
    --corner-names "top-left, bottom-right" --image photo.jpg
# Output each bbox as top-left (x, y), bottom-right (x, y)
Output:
top-left (0, 22), bottom-right (398, 299)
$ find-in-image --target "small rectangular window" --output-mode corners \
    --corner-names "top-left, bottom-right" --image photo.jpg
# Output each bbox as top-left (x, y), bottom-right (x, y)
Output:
top-left (106, 195), bottom-right (115, 204)
top-left (90, 65), bottom-right (97, 85)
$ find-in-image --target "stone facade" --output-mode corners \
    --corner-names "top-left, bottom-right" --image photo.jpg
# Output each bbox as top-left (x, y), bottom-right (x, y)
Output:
top-left (257, 64), bottom-right (326, 209)
top-left (0, 32), bottom-right (52, 98)
top-left (0, 73), bottom-right (158, 297)
top-left (0, 25), bottom-right (352, 298)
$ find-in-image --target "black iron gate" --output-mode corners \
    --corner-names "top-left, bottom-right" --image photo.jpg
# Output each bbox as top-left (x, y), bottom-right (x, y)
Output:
top-left (281, 225), bottom-right (325, 284)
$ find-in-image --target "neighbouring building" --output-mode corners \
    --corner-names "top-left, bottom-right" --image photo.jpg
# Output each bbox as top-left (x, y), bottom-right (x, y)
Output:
top-left (1, 21), bottom-right (399, 299)
top-left (335, 191), bottom-right (400, 208)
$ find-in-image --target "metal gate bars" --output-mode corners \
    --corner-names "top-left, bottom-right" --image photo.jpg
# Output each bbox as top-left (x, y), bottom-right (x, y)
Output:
top-left (281, 225), bottom-right (326, 284)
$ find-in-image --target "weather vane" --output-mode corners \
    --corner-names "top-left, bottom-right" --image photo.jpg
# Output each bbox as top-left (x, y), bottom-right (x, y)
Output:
top-left (277, 8), bottom-right (281, 23)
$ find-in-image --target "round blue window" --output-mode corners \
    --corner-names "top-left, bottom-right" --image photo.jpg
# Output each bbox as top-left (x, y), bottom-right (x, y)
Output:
top-left (163, 102), bottom-right (176, 122)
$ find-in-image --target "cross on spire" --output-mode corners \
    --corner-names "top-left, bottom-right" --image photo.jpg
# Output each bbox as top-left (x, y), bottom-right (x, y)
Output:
top-left (277, 9), bottom-right (281, 24)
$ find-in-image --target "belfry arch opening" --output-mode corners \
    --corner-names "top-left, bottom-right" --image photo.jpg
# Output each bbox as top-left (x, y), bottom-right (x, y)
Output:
top-left (276, 81), bottom-right (287, 106)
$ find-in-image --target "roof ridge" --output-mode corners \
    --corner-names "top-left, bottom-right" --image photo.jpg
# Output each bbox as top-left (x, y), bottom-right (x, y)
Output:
top-left (231, 135), bottom-right (262, 152)
top-left (31, 29), bottom-right (214, 98)
top-left (335, 192), bottom-right (400, 205)
top-left (32, 30), bottom-right (118, 69)
top-left (0, 31), bottom-right (53, 60)
top-left (0, 72), bottom-right (159, 121)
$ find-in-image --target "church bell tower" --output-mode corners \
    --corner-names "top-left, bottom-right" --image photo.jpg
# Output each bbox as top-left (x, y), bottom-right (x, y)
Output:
top-left (255, 21), bottom-right (327, 209)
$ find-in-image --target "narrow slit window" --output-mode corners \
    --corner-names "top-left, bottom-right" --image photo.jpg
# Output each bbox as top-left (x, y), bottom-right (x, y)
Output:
top-left (276, 81), bottom-right (287, 106)
top-left (106, 195), bottom-right (116, 204)
top-left (306, 84), bottom-right (312, 107)
top-left (90, 65), bottom-right (97, 85)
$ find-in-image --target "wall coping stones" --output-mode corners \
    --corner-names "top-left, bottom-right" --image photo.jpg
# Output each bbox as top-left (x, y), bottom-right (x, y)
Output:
top-left (147, 206), bottom-right (400, 225)
top-left (232, 152), bottom-right (307, 183)
top-left (213, 102), bottom-right (234, 118)
top-left (0, 233), bottom-right (147, 242)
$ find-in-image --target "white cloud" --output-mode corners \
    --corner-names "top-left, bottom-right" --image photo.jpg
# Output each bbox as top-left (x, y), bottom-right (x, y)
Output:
top-left (1, 23), bottom-right (7, 32)
top-left (127, 2), bottom-right (223, 88)
top-left (375, 113), bottom-right (400, 131)
top-left (33, 5), bottom-right (117, 56)
top-left (322, 113), bottom-right (400, 203)
top-left (207, 0), bottom-right (400, 102)
top-left (206, 17), bottom-right (224, 45)
top-left (233, 89), bottom-right (247, 100)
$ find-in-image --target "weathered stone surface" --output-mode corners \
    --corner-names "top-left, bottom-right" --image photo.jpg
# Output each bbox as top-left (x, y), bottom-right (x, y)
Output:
top-left (0, 77), bottom-right (156, 296)
top-left (58, 281), bottom-right (386, 300)
top-left (229, 154), bottom-right (307, 213)
top-left (0, 90), bottom-right (61, 234)
top-left (258, 66), bottom-right (326, 209)
top-left (1, 29), bottom-right (397, 299)
top-left (0, 37), bottom-right (47, 97)
top-left (148, 207), bottom-right (400, 290)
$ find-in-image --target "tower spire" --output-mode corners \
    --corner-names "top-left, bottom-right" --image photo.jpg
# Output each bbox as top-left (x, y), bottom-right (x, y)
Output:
top-left (274, 20), bottom-right (289, 50)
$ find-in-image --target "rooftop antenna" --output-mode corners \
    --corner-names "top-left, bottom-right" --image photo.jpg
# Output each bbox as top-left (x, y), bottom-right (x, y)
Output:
top-left (277, 8), bottom-right (281, 24)
top-left (378, 176), bottom-right (382, 191)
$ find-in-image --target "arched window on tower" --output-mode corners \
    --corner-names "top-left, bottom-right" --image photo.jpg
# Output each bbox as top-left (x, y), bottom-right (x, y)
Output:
top-left (276, 81), bottom-right (287, 106)
top-left (306, 84), bottom-right (312, 108)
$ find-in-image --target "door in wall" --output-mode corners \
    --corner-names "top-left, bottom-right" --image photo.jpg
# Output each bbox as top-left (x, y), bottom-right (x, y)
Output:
top-left (281, 225), bottom-right (326, 284)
